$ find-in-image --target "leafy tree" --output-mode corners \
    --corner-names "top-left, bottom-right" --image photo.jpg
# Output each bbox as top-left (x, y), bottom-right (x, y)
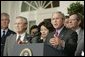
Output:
top-left (67, 2), bottom-right (84, 16)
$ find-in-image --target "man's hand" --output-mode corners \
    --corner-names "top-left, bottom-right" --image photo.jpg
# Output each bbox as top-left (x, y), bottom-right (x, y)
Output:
top-left (49, 34), bottom-right (63, 47)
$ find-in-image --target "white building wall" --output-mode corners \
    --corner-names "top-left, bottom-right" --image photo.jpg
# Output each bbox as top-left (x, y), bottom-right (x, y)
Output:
top-left (1, 1), bottom-right (84, 33)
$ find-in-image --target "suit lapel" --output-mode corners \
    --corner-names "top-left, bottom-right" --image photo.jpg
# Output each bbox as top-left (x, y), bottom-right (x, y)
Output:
top-left (12, 34), bottom-right (17, 44)
top-left (59, 27), bottom-right (67, 40)
top-left (78, 29), bottom-right (84, 43)
top-left (23, 33), bottom-right (31, 43)
top-left (9, 34), bottom-right (17, 52)
top-left (5, 29), bottom-right (11, 38)
top-left (23, 33), bottom-right (27, 41)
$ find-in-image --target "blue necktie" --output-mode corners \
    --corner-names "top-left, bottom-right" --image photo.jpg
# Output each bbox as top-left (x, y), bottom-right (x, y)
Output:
top-left (2, 31), bottom-right (5, 38)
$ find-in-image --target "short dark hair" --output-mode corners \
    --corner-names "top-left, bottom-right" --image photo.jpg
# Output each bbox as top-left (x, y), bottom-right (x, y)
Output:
top-left (65, 16), bottom-right (69, 19)
top-left (30, 25), bottom-right (39, 34)
top-left (38, 20), bottom-right (55, 32)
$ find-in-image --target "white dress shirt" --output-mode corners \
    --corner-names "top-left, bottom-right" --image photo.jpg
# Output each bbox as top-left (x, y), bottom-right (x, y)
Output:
top-left (55, 26), bottom-right (64, 36)
top-left (55, 26), bottom-right (65, 48)
top-left (16, 32), bottom-right (26, 42)
top-left (1, 29), bottom-right (8, 37)
top-left (76, 27), bottom-right (81, 35)
top-left (40, 37), bottom-right (46, 42)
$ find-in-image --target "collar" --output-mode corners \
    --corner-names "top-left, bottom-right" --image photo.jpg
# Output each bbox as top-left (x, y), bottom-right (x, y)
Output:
top-left (40, 37), bottom-right (46, 42)
top-left (55, 26), bottom-right (64, 35)
top-left (16, 32), bottom-right (26, 41)
top-left (1, 29), bottom-right (8, 35)
top-left (76, 27), bottom-right (81, 35)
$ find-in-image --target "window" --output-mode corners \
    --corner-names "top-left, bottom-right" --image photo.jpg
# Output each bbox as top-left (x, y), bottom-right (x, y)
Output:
top-left (21, 1), bottom-right (59, 12)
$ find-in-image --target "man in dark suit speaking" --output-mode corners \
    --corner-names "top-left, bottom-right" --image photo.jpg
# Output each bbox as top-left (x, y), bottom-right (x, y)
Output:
top-left (1, 13), bottom-right (15, 56)
top-left (45, 12), bottom-right (78, 56)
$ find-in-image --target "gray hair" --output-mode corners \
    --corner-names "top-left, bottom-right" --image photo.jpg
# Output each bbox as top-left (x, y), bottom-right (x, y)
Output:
top-left (1, 12), bottom-right (10, 19)
top-left (16, 16), bottom-right (28, 24)
top-left (71, 13), bottom-right (83, 21)
top-left (16, 16), bottom-right (28, 30)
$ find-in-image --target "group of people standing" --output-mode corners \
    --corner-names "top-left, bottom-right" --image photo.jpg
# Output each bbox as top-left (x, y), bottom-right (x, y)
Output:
top-left (1, 11), bottom-right (84, 56)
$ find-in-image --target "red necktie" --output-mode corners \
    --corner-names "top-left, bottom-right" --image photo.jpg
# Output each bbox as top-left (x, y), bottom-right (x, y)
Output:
top-left (55, 31), bottom-right (59, 37)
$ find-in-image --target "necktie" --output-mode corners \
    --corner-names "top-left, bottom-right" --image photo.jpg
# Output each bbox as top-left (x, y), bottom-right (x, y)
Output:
top-left (1, 31), bottom-right (6, 56)
top-left (1, 31), bottom-right (6, 49)
top-left (17, 35), bottom-right (21, 44)
top-left (2, 31), bottom-right (5, 38)
top-left (55, 31), bottom-right (59, 37)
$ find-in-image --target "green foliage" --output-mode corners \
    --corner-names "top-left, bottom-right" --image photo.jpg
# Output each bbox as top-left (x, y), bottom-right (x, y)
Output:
top-left (67, 2), bottom-right (84, 16)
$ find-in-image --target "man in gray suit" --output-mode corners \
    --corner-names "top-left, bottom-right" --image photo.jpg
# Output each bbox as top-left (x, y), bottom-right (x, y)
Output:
top-left (45, 12), bottom-right (78, 56)
top-left (69, 14), bottom-right (84, 56)
top-left (3, 16), bottom-right (32, 56)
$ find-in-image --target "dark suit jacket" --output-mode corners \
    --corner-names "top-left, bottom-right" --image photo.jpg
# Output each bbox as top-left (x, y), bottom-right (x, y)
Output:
top-left (45, 27), bottom-right (78, 56)
top-left (1, 29), bottom-right (15, 56)
top-left (3, 33), bottom-right (32, 56)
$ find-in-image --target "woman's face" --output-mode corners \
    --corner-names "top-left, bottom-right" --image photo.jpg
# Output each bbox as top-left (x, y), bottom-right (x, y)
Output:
top-left (31, 28), bottom-right (38, 36)
top-left (40, 25), bottom-right (49, 38)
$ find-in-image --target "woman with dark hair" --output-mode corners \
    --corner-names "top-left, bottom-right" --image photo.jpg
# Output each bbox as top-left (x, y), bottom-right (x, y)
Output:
top-left (30, 25), bottom-right (39, 37)
top-left (38, 20), bottom-right (55, 43)
top-left (29, 25), bottom-right (40, 43)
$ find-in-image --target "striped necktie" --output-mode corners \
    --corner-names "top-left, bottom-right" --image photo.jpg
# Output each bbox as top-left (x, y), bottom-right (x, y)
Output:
top-left (17, 35), bottom-right (22, 44)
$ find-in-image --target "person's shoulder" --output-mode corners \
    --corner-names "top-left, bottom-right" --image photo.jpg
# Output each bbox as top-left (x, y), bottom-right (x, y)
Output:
top-left (26, 33), bottom-right (32, 38)
top-left (80, 28), bottom-right (84, 33)
top-left (47, 31), bottom-right (55, 37)
top-left (64, 27), bottom-right (77, 34)
top-left (46, 31), bottom-right (55, 38)
top-left (8, 29), bottom-right (16, 34)
top-left (48, 31), bottom-right (55, 35)
top-left (6, 33), bottom-right (16, 40)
